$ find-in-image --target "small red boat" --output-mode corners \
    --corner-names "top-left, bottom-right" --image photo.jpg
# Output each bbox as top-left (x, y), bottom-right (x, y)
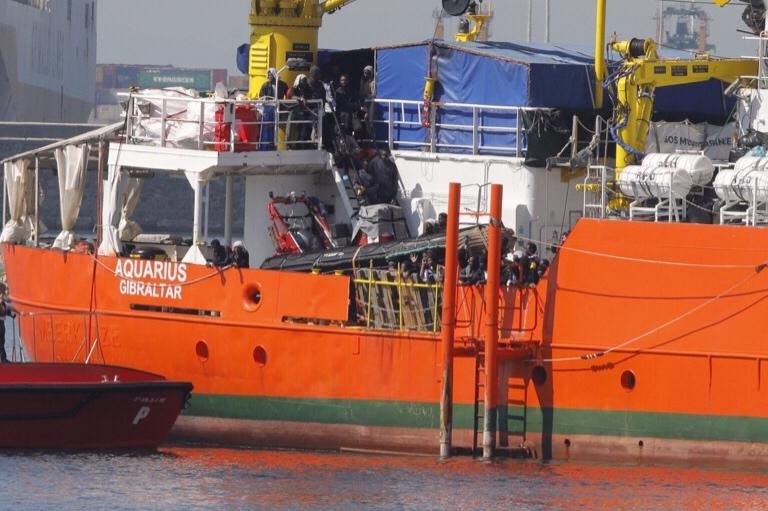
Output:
top-left (0, 363), bottom-right (192, 449)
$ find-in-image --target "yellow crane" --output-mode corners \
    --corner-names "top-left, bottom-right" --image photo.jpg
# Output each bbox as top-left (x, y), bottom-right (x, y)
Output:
top-left (590, 0), bottom-right (758, 207)
top-left (247, 0), bottom-right (359, 98)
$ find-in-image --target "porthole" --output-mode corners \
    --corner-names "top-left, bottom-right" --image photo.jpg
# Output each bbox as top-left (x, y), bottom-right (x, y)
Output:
top-left (253, 346), bottom-right (267, 366)
top-left (532, 365), bottom-right (547, 386)
top-left (243, 284), bottom-right (262, 312)
top-left (621, 370), bottom-right (636, 390)
top-left (195, 340), bottom-right (209, 362)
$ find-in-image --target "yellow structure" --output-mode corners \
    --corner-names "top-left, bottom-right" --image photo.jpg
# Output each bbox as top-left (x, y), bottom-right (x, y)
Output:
top-left (454, 14), bottom-right (491, 42)
top-left (454, 0), bottom-right (493, 42)
top-left (247, 0), bottom-right (358, 98)
top-left (608, 37), bottom-right (756, 172)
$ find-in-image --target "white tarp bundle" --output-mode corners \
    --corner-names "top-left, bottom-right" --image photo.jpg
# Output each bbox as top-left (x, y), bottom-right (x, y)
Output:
top-left (98, 166), bottom-right (127, 256)
top-left (131, 85), bottom-right (227, 149)
top-left (52, 144), bottom-right (89, 250)
top-left (118, 177), bottom-right (144, 242)
top-left (98, 168), bottom-right (145, 256)
top-left (646, 121), bottom-right (736, 162)
top-left (0, 159), bottom-right (31, 243)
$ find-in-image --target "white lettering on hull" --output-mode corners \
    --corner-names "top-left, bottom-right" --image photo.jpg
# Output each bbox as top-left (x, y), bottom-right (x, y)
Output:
top-left (115, 260), bottom-right (188, 301)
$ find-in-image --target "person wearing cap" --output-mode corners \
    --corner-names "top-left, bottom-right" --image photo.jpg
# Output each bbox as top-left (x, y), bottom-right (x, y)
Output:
top-left (231, 241), bottom-right (250, 269)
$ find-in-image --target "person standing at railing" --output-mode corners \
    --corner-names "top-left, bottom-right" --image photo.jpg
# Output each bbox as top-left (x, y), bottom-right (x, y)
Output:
top-left (259, 68), bottom-right (288, 151)
top-left (259, 67), bottom-right (288, 100)
top-left (0, 283), bottom-right (16, 363)
top-left (287, 74), bottom-right (311, 148)
top-left (334, 74), bottom-right (358, 135)
top-left (359, 65), bottom-right (376, 142)
top-left (307, 66), bottom-right (334, 149)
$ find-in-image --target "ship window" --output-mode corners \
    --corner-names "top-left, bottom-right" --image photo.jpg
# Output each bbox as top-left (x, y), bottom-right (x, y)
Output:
top-left (129, 304), bottom-right (221, 317)
top-left (621, 370), bottom-right (636, 390)
top-left (253, 346), bottom-right (267, 366)
top-left (195, 341), bottom-right (209, 362)
top-left (67, 0), bottom-right (72, 22)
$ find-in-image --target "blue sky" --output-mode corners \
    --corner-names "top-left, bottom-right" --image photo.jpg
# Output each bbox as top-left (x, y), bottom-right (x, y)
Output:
top-left (97, 0), bottom-right (753, 73)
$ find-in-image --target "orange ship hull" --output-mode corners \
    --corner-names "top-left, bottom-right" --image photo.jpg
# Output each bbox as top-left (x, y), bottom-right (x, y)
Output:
top-left (6, 217), bottom-right (768, 463)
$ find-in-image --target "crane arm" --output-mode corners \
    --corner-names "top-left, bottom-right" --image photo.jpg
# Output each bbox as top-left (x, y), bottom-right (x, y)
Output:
top-left (608, 38), bottom-right (757, 174)
top-left (321, 0), bottom-right (359, 13)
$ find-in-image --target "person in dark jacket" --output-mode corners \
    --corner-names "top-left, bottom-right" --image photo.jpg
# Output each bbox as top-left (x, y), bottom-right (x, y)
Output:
top-left (520, 242), bottom-right (540, 286)
top-left (334, 74), bottom-right (358, 133)
top-left (460, 256), bottom-right (486, 285)
top-left (367, 150), bottom-right (398, 204)
top-left (259, 67), bottom-right (288, 100)
top-left (209, 239), bottom-right (228, 267)
top-left (288, 74), bottom-right (312, 148)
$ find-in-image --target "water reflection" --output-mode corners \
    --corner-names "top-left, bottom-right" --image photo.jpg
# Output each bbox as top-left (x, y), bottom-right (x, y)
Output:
top-left (0, 447), bottom-right (767, 510)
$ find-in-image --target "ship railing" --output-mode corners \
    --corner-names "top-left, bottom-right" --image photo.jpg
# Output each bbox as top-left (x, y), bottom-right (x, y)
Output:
top-left (741, 32), bottom-right (768, 90)
top-left (369, 99), bottom-right (541, 157)
top-left (353, 266), bottom-right (442, 333)
top-left (352, 265), bottom-right (538, 335)
top-left (119, 92), bottom-right (325, 152)
top-left (0, 121), bottom-right (106, 144)
top-left (582, 165), bottom-right (614, 219)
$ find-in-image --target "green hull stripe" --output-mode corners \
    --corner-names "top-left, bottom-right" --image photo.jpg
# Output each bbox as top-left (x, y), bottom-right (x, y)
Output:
top-left (187, 394), bottom-right (768, 443)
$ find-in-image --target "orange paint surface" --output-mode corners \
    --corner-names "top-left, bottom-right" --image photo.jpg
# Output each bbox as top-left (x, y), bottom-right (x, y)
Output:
top-left (5, 217), bottom-right (768, 423)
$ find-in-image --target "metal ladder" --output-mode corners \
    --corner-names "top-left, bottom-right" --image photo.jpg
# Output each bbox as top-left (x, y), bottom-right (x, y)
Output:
top-left (471, 348), bottom-right (486, 457)
top-left (472, 342), bottom-right (531, 457)
top-left (331, 161), bottom-right (362, 228)
top-left (581, 165), bottom-right (612, 218)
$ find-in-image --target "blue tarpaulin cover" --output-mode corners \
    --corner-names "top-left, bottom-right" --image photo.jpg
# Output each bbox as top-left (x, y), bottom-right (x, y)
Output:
top-left (370, 40), bottom-right (736, 155)
top-left (375, 40), bottom-right (735, 118)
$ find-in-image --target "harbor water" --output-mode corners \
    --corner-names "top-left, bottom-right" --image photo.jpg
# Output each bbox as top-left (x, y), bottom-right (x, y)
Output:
top-left (3, 446), bottom-right (768, 510)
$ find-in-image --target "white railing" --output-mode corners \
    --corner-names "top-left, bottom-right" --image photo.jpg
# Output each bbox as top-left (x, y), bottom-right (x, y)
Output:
top-left (371, 99), bottom-right (543, 157)
top-left (121, 92), bottom-right (325, 152)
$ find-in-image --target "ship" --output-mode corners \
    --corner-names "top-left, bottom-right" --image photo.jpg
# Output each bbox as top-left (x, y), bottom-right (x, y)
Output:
top-left (0, 0), bottom-right (96, 122)
top-left (3, 0), bottom-right (768, 464)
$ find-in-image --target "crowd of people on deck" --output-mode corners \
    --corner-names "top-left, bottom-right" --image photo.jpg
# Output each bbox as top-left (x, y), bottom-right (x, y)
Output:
top-left (382, 227), bottom-right (555, 289)
top-left (257, 63), bottom-right (398, 208)
top-left (256, 64), bottom-right (377, 151)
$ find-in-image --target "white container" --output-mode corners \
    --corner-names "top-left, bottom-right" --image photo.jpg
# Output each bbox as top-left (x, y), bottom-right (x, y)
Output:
top-left (618, 165), bottom-right (693, 199)
top-left (714, 157), bottom-right (768, 203)
top-left (641, 153), bottom-right (715, 187)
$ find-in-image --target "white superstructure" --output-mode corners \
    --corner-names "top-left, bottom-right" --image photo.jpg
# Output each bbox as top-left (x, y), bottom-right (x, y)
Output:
top-left (0, 0), bottom-right (96, 122)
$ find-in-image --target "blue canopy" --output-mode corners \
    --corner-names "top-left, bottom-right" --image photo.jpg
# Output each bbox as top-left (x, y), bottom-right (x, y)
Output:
top-left (376, 40), bottom-right (600, 110)
top-left (370, 40), bottom-right (736, 156)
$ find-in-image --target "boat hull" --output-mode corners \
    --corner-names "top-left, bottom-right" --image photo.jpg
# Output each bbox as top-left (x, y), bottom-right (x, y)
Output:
top-left (0, 363), bottom-right (191, 449)
top-left (5, 217), bottom-right (768, 462)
